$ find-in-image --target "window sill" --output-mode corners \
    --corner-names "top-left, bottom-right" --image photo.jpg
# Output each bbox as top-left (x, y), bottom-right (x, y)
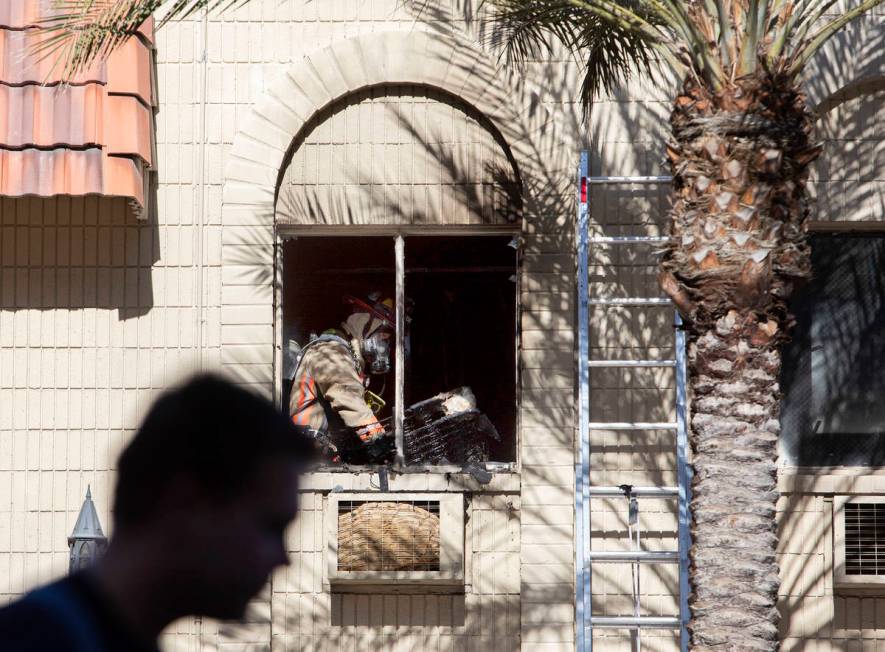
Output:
top-left (778, 467), bottom-right (885, 495)
top-left (299, 468), bottom-right (520, 493)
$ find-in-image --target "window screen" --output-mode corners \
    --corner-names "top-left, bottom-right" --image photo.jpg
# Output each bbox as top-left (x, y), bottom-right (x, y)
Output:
top-left (780, 234), bottom-right (885, 466)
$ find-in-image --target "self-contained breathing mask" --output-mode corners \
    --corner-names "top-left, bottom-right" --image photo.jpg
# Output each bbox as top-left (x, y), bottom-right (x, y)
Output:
top-left (362, 328), bottom-right (392, 375)
top-left (343, 293), bottom-right (396, 376)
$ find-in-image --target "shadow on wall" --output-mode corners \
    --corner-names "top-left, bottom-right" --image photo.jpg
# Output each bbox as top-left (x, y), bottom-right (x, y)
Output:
top-left (0, 196), bottom-right (159, 320)
top-left (803, 11), bottom-right (885, 110)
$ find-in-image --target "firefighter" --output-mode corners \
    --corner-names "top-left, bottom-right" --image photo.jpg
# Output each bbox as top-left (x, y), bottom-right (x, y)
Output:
top-left (288, 293), bottom-right (395, 463)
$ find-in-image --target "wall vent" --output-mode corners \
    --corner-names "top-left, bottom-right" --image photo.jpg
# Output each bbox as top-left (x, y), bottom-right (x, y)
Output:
top-left (834, 496), bottom-right (885, 591)
top-left (337, 500), bottom-right (440, 572)
top-left (326, 493), bottom-right (464, 589)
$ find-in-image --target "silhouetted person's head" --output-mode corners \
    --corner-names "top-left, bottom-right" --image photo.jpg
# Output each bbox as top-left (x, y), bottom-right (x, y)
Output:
top-left (112, 374), bottom-right (314, 620)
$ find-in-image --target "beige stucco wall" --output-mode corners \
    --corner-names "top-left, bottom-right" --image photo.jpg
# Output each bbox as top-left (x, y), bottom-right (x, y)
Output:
top-left (1, 3), bottom-right (883, 652)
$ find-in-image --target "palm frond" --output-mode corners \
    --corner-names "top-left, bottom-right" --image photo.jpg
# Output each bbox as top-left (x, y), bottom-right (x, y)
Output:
top-left (485, 0), bottom-right (687, 109)
top-left (577, 15), bottom-right (659, 108)
top-left (35, 0), bottom-right (251, 80)
top-left (488, 1), bottom-right (656, 98)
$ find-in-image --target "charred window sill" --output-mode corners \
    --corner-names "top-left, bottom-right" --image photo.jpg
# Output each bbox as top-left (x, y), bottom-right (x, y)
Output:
top-left (299, 468), bottom-right (520, 493)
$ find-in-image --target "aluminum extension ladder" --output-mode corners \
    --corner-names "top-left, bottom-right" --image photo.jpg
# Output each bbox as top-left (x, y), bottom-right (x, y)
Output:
top-left (574, 151), bottom-right (693, 652)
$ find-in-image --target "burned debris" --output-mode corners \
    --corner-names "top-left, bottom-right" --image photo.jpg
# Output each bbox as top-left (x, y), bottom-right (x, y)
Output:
top-left (326, 387), bottom-right (500, 467)
top-left (402, 387), bottom-right (501, 466)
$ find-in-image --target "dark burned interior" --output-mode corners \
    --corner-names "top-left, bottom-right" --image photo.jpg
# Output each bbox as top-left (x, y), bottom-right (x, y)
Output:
top-left (282, 234), bottom-right (517, 466)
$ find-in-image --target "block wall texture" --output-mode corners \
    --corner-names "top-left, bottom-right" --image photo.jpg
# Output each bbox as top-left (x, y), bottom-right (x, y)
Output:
top-left (0, 2), bottom-right (882, 652)
top-left (0, 196), bottom-right (201, 605)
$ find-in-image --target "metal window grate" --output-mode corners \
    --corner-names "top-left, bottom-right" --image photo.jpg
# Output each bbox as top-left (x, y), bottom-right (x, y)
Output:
top-left (337, 501), bottom-right (440, 572)
top-left (845, 503), bottom-right (885, 575)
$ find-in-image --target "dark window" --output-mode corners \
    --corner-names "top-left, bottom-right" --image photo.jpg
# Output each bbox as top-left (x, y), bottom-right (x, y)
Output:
top-left (281, 234), bottom-right (518, 468)
top-left (282, 236), bottom-right (397, 425)
top-left (780, 234), bottom-right (885, 466)
top-left (404, 236), bottom-right (517, 462)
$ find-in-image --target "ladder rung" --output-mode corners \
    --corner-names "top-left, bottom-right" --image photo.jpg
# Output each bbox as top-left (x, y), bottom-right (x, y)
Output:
top-left (588, 486), bottom-right (679, 498)
top-left (588, 422), bottom-right (677, 430)
top-left (590, 616), bottom-right (681, 629)
top-left (588, 236), bottom-right (668, 244)
top-left (588, 297), bottom-right (671, 306)
top-left (587, 550), bottom-right (678, 564)
top-left (588, 360), bottom-right (676, 368)
top-left (587, 176), bottom-right (673, 185)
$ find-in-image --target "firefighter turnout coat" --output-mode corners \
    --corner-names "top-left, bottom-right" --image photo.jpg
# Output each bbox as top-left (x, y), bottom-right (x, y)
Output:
top-left (288, 336), bottom-right (382, 437)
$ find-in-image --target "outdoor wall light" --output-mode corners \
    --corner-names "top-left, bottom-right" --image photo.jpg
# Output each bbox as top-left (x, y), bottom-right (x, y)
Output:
top-left (68, 486), bottom-right (108, 573)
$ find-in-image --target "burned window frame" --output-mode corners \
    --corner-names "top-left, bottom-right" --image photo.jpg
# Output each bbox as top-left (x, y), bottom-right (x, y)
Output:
top-left (275, 226), bottom-right (521, 473)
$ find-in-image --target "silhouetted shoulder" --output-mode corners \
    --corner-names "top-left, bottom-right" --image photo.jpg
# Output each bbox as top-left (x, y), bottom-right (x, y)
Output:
top-left (0, 574), bottom-right (158, 652)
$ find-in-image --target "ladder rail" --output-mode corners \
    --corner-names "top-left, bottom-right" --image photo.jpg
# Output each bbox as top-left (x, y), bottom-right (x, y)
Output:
top-left (675, 313), bottom-right (692, 651)
top-left (575, 151), bottom-right (592, 652)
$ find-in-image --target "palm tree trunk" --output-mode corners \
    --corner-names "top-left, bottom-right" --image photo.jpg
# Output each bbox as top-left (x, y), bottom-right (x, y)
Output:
top-left (660, 71), bottom-right (820, 651)
top-left (688, 311), bottom-right (782, 650)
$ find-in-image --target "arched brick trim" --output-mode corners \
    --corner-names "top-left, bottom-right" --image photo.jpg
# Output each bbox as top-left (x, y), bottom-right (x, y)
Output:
top-left (219, 30), bottom-right (573, 390)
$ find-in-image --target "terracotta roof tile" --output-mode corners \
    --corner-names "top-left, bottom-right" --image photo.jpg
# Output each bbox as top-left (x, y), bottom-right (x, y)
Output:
top-left (0, 0), bottom-right (59, 30)
top-left (0, 4), bottom-right (155, 218)
top-left (0, 84), bottom-right (103, 148)
top-left (0, 149), bottom-right (147, 211)
top-left (107, 37), bottom-right (155, 107)
top-left (0, 28), bottom-right (106, 85)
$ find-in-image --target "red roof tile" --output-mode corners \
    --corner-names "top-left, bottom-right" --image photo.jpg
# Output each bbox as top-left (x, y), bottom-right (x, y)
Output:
top-left (0, 149), bottom-right (148, 210)
top-left (0, 3), bottom-right (155, 218)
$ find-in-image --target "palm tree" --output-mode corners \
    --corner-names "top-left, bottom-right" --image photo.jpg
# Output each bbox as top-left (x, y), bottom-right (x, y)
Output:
top-left (486, 0), bottom-right (881, 649)
top-left (39, 0), bottom-right (883, 649)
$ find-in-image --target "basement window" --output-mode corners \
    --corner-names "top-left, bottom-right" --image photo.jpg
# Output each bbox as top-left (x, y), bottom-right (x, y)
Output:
top-left (281, 234), bottom-right (518, 469)
top-left (780, 233), bottom-right (885, 466)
